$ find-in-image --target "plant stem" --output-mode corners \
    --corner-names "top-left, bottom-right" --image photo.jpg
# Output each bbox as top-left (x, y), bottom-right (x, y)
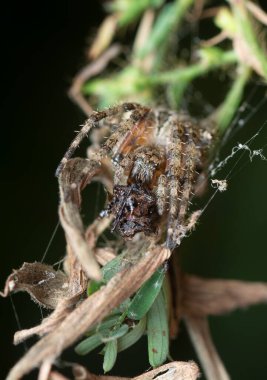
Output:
top-left (138, 0), bottom-right (194, 58)
top-left (149, 50), bottom-right (237, 85)
top-left (216, 65), bottom-right (251, 133)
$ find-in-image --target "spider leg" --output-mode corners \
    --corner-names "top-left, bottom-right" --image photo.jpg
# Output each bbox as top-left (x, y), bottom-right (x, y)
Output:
top-left (166, 119), bottom-right (201, 249)
top-left (156, 174), bottom-right (167, 216)
top-left (165, 116), bottom-right (185, 248)
top-left (99, 106), bottom-right (153, 161)
top-left (56, 102), bottom-right (142, 177)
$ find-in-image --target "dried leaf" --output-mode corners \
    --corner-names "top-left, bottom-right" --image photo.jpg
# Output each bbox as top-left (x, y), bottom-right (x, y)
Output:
top-left (133, 361), bottom-right (200, 380)
top-left (1, 262), bottom-right (68, 309)
top-left (12, 246), bottom-right (87, 345)
top-left (185, 317), bottom-right (230, 380)
top-left (59, 158), bottom-right (102, 281)
top-left (182, 274), bottom-right (267, 317)
top-left (68, 44), bottom-right (121, 117)
top-left (89, 15), bottom-right (118, 60)
top-left (72, 361), bottom-right (200, 380)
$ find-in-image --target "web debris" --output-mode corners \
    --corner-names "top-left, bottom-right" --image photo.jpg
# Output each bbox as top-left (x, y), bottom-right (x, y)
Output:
top-left (211, 179), bottom-right (228, 192)
top-left (211, 133), bottom-right (267, 177)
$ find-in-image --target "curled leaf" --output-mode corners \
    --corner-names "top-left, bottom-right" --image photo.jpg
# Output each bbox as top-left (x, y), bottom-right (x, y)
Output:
top-left (1, 262), bottom-right (69, 309)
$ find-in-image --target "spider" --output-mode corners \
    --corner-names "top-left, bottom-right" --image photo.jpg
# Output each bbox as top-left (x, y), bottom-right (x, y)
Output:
top-left (56, 102), bottom-right (214, 249)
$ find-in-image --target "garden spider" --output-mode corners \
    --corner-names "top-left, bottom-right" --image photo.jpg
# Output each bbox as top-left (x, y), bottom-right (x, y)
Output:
top-left (56, 102), bottom-right (214, 249)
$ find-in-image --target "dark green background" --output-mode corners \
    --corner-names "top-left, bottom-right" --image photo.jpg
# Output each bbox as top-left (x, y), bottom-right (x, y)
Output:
top-left (1, 1), bottom-right (267, 379)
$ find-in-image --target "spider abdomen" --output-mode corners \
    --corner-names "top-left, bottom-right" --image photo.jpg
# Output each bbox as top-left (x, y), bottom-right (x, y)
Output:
top-left (108, 184), bottom-right (159, 238)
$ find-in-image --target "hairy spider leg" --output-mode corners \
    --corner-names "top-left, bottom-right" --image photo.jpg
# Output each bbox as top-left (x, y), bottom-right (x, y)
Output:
top-left (56, 102), bottom-right (142, 177)
top-left (168, 123), bottom-right (201, 249)
top-left (178, 137), bottom-right (200, 225)
top-left (165, 117), bottom-right (185, 248)
top-left (156, 174), bottom-right (167, 216)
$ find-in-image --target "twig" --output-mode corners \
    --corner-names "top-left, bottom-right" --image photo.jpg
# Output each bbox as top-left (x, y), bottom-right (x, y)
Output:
top-left (69, 44), bottom-right (121, 116)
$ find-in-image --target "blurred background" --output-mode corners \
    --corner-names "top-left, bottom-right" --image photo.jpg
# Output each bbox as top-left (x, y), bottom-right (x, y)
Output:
top-left (1, 1), bottom-right (267, 379)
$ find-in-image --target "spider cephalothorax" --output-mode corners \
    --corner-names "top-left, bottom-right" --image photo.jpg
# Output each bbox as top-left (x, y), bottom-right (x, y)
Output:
top-left (56, 102), bottom-right (214, 249)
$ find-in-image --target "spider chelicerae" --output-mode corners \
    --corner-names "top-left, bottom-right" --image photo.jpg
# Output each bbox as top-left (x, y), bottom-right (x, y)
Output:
top-left (56, 102), bottom-right (215, 249)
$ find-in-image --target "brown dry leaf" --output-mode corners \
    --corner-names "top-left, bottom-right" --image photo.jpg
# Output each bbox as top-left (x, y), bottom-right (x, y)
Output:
top-left (69, 44), bottom-right (121, 116)
top-left (72, 361), bottom-right (200, 380)
top-left (134, 361), bottom-right (200, 380)
top-left (1, 262), bottom-right (68, 309)
top-left (59, 158), bottom-right (102, 281)
top-left (180, 274), bottom-right (267, 380)
top-left (12, 245), bottom-right (87, 345)
top-left (233, 34), bottom-right (264, 77)
top-left (185, 317), bottom-right (229, 380)
top-left (88, 15), bottom-right (118, 60)
top-left (246, 1), bottom-right (267, 26)
top-left (181, 274), bottom-right (267, 317)
top-left (73, 364), bottom-right (129, 380)
top-left (48, 372), bottom-right (69, 380)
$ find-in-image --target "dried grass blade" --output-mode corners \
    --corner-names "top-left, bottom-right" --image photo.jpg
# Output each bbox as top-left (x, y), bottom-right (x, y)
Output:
top-left (185, 316), bottom-right (230, 380)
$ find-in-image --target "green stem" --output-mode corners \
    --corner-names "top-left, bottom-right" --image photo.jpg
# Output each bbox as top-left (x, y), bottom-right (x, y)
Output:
top-left (148, 49), bottom-right (237, 85)
top-left (115, 0), bottom-right (164, 27)
top-left (216, 65), bottom-right (251, 133)
top-left (138, 0), bottom-right (194, 58)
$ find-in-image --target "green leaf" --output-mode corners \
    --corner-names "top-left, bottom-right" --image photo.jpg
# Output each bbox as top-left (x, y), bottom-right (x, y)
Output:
top-left (87, 315), bottom-right (121, 336)
top-left (102, 255), bottom-right (123, 282)
top-left (109, 0), bottom-right (164, 27)
top-left (127, 265), bottom-right (166, 320)
top-left (147, 289), bottom-right (169, 367)
top-left (103, 340), bottom-right (118, 373)
top-left (100, 324), bottom-right (129, 343)
top-left (138, 0), bottom-right (194, 57)
top-left (118, 317), bottom-right (147, 352)
top-left (75, 333), bottom-right (103, 356)
top-left (87, 279), bottom-right (104, 296)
